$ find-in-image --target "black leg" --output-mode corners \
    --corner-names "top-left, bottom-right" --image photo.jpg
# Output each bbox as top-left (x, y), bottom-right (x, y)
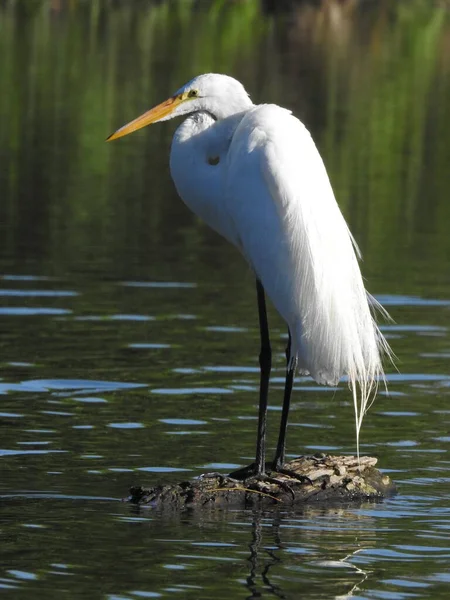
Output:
top-left (285, 331), bottom-right (292, 366)
top-left (255, 279), bottom-right (271, 476)
top-left (272, 330), bottom-right (295, 471)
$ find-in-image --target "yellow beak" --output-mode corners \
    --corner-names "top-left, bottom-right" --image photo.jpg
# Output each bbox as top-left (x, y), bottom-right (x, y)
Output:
top-left (106, 95), bottom-right (183, 141)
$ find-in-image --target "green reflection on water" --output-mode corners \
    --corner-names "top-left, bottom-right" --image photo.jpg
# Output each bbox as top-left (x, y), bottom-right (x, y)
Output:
top-left (0, 0), bottom-right (449, 294)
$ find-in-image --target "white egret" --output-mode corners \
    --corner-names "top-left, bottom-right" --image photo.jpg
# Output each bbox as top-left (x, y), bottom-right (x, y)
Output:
top-left (107, 73), bottom-right (390, 476)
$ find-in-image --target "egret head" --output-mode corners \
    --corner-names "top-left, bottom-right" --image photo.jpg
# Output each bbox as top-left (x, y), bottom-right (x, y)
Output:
top-left (107, 74), bottom-right (253, 141)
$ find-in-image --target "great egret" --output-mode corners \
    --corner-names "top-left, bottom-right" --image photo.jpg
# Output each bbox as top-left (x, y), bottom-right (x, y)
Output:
top-left (107, 73), bottom-right (390, 476)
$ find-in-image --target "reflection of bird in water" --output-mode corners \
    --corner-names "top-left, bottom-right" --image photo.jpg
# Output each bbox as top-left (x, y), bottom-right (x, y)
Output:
top-left (245, 511), bottom-right (370, 599)
top-left (108, 73), bottom-right (390, 475)
top-left (246, 513), bottom-right (286, 599)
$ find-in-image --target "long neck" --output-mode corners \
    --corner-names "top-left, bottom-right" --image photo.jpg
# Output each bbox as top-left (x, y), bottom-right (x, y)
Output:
top-left (174, 110), bottom-right (246, 146)
top-left (169, 111), bottom-right (249, 245)
top-left (173, 112), bottom-right (222, 146)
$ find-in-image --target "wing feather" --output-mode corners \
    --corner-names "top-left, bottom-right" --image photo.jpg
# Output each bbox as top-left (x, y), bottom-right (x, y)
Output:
top-left (225, 104), bottom-right (390, 455)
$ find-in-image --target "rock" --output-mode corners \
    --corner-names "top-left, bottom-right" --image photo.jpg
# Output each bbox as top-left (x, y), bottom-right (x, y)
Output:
top-left (125, 454), bottom-right (397, 509)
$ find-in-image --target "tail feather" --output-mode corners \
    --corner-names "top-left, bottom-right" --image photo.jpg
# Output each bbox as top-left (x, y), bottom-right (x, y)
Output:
top-left (227, 105), bottom-right (393, 458)
top-left (271, 146), bottom-right (393, 460)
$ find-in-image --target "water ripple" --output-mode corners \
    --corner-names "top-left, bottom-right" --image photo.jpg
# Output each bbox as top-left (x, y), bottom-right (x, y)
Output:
top-left (137, 466), bottom-right (191, 473)
top-left (0, 308), bottom-right (71, 316)
top-left (120, 281), bottom-right (196, 289)
top-left (0, 289), bottom-right (78, 297)
top-left (376, 294), bottom-right (450, 307)
top-left (151, 387), bottom-right (232, 395)
top-left (0, 378), bottom-right (146, 395)
top-left (107, 423), bottom-right (145, 429)
top-left (380, 325), bottom-right (447, 333)
top-left (0, 275), bottom-right (51, 281)
top-left (0, 449), bottom-right (67, 457)
top-left (160, 418), bottom-right (207, 425)
top-left (128, 343), bottom-right (171, 349)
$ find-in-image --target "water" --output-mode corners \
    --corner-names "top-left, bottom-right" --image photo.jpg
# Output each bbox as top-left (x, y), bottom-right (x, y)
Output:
top-left (1, 1), bottom-right (449, 598)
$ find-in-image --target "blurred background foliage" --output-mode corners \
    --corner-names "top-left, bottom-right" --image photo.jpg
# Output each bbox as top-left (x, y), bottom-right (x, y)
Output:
top-left (0, 0), bottom-right (449, 295)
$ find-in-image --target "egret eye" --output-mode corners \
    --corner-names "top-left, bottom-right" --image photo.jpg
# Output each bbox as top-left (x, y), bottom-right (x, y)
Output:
top-left (188, 90), bottom-right (198, 98)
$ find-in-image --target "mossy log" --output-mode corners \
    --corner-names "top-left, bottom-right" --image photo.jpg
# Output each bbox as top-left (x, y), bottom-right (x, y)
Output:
top-left (126, 454), bottom-right (396, 509)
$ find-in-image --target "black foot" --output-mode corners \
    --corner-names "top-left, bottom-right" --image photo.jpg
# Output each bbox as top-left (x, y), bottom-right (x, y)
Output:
top-left (228, 464), bottom-right (296, 500)
top-left (228, 463), bottom-right (267, 481)
top-left (277, 467), bottom-right (313, 486)
top-left (254, 473), bottom-right (296, 500)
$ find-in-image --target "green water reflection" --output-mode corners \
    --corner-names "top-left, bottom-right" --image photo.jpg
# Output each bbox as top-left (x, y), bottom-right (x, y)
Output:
top-left (1, 0), bottom-right (449, 289)
top-left (0, 2), bottom-right (450, 600)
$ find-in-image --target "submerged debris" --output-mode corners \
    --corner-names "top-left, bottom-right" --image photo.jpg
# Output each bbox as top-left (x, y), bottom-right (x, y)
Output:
top-left (126, 454), bottom-right (397, 509)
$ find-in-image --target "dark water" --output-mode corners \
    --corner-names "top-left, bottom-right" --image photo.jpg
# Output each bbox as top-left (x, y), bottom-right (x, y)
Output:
top-left (1, 1), bottom-right (450, 598)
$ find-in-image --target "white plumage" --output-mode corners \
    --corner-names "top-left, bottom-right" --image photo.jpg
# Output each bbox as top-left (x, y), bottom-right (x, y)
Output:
top-left (108, 73), bottom-right (391, 467)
